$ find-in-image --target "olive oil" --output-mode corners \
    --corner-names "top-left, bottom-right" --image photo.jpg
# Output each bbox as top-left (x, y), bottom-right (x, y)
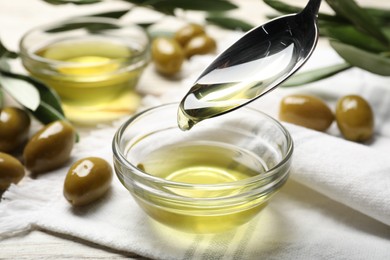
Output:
top-left (133, 141), bottom-right (270, 233)
top-left (28, 39), bottom-right (146, 124)
top-left (178, 40), bottom-right (301, 130)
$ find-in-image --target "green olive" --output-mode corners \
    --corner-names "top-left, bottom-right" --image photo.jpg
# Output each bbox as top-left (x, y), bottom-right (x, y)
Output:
top-left (335, 95), bottom-right (374, 142)
top-left (0, 152), bottom-right (25, 191)
top-left (64, 157), bottom-right (113, 206)
top-left (184, 34), bottom-right (217, 58)
top-left (23, 120), bottom-right (75, 174)
top-left (174, 23), bottom-right (205, 47)
top-left (0, 107), bottom-right (31, 153)
top-left (279, 94), bottom-right (334, 131)
top-left (151, 37), bottom-right (185, 76)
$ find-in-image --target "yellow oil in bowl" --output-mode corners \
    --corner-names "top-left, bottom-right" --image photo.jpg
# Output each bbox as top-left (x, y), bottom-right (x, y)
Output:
top-left (20, 18), bottom-right (150, 124)
top-left (133, 141), bottom-right (271, 233)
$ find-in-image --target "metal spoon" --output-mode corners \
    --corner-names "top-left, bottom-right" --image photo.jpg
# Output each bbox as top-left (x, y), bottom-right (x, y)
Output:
top-left (178, 0), bottom-right (322, 130)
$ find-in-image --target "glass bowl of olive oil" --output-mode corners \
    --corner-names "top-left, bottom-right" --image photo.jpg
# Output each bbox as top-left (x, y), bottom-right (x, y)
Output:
top-left (20, 17), bottom-right (150, 124)
top-left (113, 103), bottom-right (293, 233)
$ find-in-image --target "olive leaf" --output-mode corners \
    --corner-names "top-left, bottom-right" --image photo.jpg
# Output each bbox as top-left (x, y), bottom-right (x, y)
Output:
top-left (122, 0), bottom-right (237, 12)
top-left (87, 9), bottom-right (130, 19)
top-left (150, 0), bottom-right (238, 12)
top-left (0, 59), bottom-right (10, 71)
top-left (325, 0), bottom-right (389, 45)
top-left (263, 0), bottom-right (346, 23)
top-left (281, 63), bottom-right (352, 87)
top-left (0, 39), bottom-right (18, 59)
top-left (206, 14), bottom-right (254, 32)
top-left (41, 0), bottom-right (255, 33)
top-left (46, 22), bottom-right (120, 33)
top-left (42, 0), bottom-right (102, 5)
top-left (85, 8), bottom-right (156, 28)
top-left (366, 8), bottom-right (390, 26)
top-left (32, 102), bottom-right (67, 124)
top-left (322, 25), bottom-right (389, 53)
top-left (0, 42), bottom-right (12, 102)
top-left (0, 87), bottom-right (3, 108)
top-left (0, 75), bottom-right (40, 111)
top-left (122, 0), bottom-right (238, 15)
top-left (0, 70), bottom-right (66, 122)
top-left (330, 40), bottom-right (390, 76)
top-left (136, 22), bottom-right (155, 29)
top-left (0, 71), bottom-right (64, 114)
top-left (263, 0), bottom-right (302, 14)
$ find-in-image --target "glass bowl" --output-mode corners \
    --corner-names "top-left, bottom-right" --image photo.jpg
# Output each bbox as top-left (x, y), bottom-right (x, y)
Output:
top-left (113, 103), bottom-right (293, 233)
top-left (19, 17), bottom-right (151, 125)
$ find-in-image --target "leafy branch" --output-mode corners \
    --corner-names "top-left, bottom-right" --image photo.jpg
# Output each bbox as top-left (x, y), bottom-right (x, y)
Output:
top-left (42, 0), bottom-right (255, 31)
top-left (263, 0), bottom-right (390, 87)
top-left (0, 41), bottom-right (67, 124)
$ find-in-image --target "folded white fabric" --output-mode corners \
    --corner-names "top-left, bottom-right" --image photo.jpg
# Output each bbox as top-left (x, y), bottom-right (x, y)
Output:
top-left (1, 46), bottom-right (390, 259)
top-left (1, 115), bottom-right (389, 259)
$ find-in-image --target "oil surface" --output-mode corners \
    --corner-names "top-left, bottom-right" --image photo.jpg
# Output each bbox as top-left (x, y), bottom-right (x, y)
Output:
top-left (134, 141), bottom-right (270, 233)
top-left (31, 39), bottom-right (144, 124)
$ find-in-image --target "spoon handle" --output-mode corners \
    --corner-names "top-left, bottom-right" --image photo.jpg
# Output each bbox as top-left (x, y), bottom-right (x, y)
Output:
top-left (302, 0), bottom-right (322, 17)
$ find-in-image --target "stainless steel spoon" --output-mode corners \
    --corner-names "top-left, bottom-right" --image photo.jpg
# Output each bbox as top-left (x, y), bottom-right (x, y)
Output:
top-left (178, 0), bottom-right (322, 130)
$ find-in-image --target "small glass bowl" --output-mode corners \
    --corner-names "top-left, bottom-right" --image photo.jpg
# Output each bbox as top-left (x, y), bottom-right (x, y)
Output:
top-left (20, 17), bottom-right (150, 125)
top-left (113, 103), bottom-right (293, 233)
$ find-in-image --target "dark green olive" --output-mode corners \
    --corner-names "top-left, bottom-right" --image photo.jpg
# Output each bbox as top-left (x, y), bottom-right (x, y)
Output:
top-left (0, 107), bottom-right (31, 153)
top-left (184, 34), bottom-right (216, 58)
top-left (23, 120), bottom-right (75, 174)
top-left (174, 23), bottom-right (205, 47)
top-left (0, 152), bottom-right (25, 191)
top-left (336, 95), bottom-right (374, 142)
top-left (64, 157), bottom-right (113, 206)
top-left (151, 37), bottom-right (185, 76)
top-left (279, 94), bottom-right (334, 131)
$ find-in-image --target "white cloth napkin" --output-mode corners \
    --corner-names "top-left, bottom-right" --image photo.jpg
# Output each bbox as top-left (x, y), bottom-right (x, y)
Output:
top-left (1, 45), bottom-right (390, 259)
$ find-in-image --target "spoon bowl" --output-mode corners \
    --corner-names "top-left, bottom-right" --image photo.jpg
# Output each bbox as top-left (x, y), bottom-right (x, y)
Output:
top-left (178, 0), bottom-right (322, 130)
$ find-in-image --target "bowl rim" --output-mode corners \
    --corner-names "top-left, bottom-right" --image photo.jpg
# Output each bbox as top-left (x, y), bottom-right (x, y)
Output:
top-left (19, 16), bottom-right (151, 69)
top-left (112, 103), bottom-right (294, 189)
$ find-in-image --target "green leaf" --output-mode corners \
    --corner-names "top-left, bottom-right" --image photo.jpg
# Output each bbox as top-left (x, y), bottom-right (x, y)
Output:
top-left (325, 0), bottom-right (389, 45)
top-left (263, 0), bottom-right (301, 14)
top-left (0, 70), bottom-right (75, 137)
top-left (30, 101), bottom-right (79, 142)
top-left (206, 14), bottom-right (254, 31)
top-left (0, 74), bottom-right (40, 110)
top-left (0, 70), bottom-right (64, 114)
top-left (365, 7), bottom-right (390, 25)
top-left (263, 0), bottom-right (346, 23)
top-left (87, 9), bottom-right (130, 19)
top-left (0, 87), bottom-right (3, 108)
top-left (330, 40), bottom-right (390, 76)
top-left (42, 0), bottom-right (101, 5)
top-left (122, 0), bottom-right (238, 15)
top-left (136, 22), bottom-right (155, 29)
top-left (384, 28), bottom-right (390, 41)
top-left (322, 25), bottom-right (389, 53)
top-left (0, 39), bottom-right (18, 59)
top-left (45, 21), bottom-right (120, 33)
top-left (31, 101), bottom-right (67, 124)
top-left (0, 59), bottom-right (10, 71)
top-left (121, 0), bottom-right (149, 5)
top-left (281, 63), bottom-right (352, 87)
top-left (151, 0), bottom-right (237, 12)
